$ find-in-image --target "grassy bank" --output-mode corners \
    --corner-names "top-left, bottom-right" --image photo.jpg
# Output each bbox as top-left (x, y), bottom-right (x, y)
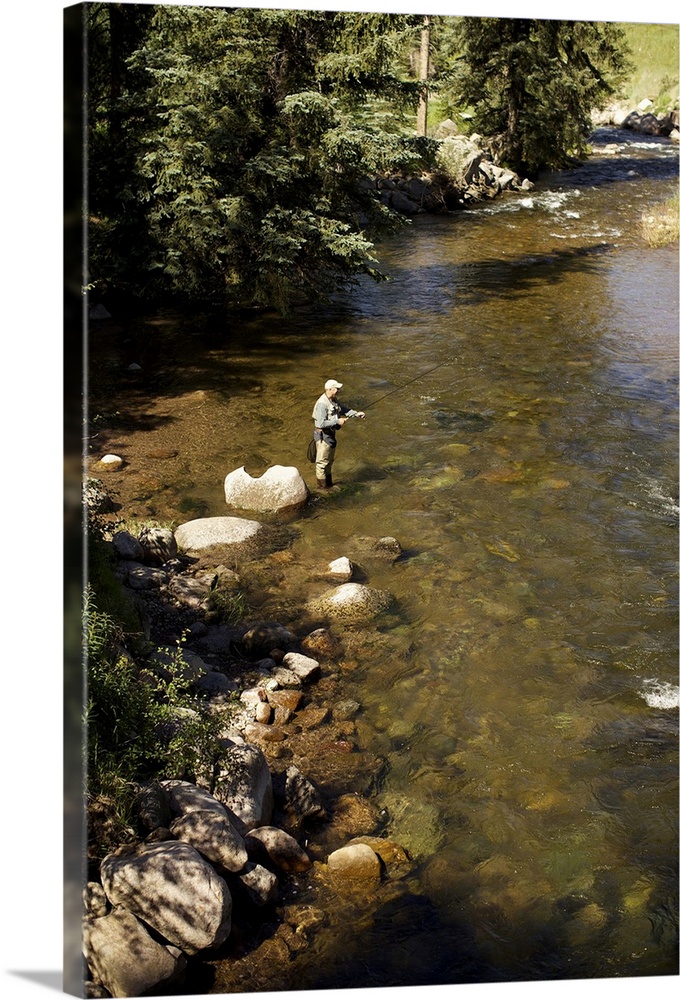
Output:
top-left (621, 22), bottom-right (679, 112)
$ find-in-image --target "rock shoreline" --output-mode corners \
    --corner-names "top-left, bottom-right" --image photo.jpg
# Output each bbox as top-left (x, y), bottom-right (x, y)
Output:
top-left (365, 106), bottom-right (679, 220)
top-left (592, 102), bottom-right (679, 141)
top-left (84, 485), bottom-right (414, 997)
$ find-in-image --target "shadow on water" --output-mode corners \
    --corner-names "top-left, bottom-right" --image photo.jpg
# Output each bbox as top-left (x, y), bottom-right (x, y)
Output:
top-left (320, 240), bottom-right (619, 324)
top-left (87, 306), bottom-right (364, 452)
top-left (451, 242), bottom-right (614, 304)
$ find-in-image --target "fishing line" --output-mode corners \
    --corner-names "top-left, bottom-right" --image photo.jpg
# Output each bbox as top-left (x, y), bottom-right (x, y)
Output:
top-left (359, 357), bottom-right (457, 411)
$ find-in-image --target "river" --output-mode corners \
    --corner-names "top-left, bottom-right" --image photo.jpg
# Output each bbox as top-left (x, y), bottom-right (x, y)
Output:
top-left (89, 126), bottom-right (678, 989)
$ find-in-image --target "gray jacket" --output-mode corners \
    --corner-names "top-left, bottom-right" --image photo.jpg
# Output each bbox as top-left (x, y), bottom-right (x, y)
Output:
top-left (312, 394), bottom-right (358, 446)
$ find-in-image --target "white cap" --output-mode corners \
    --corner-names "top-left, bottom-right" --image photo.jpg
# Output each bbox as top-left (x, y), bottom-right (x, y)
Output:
top-left (325, 379), bottom-right (343, 390)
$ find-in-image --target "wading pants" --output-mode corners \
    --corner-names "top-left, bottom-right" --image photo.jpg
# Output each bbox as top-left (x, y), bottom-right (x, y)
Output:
top-left (315, 438), bottom-right (335, 481)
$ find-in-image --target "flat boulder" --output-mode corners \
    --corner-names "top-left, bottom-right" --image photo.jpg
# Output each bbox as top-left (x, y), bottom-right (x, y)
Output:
top-left (174, 516), bottom-right (265, 556)
top-left (225, 465), bottom-right (308, 512)
top-left (100, 841), bottom-right (232, 955)
top-left (127, 565), bottom-right (168, 590)
top-left (167, 575), bottom-right (213, 607)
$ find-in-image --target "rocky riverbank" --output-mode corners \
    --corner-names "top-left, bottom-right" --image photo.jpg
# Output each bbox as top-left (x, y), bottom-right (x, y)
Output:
top-left (592, 101), bottom-right (680, 140)
top-left (333, 105), bottom-right (680, 222)
top-left (84, 472), bottom-right (419, 998)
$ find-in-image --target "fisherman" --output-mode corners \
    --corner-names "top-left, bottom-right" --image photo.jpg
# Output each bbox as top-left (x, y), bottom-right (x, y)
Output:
top-left (312, 379), bottom-right (365, 489)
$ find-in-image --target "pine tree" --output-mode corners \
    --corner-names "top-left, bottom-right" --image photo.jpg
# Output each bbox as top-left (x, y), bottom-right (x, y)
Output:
top-left (85, 4), bottom-right (427, 312)
top-left (440, 17), bottom-right (630, 177)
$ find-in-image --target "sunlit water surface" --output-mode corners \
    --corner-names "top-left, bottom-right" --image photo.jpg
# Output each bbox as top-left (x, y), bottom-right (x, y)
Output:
top-left (90, 128), bottom-right (678, 987)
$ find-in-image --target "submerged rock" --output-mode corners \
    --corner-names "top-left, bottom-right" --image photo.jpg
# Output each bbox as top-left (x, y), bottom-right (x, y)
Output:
top-left (327, 843), bottom-right (382, 884)
top-left (300, 628), bottom-right (340, 660)
top-left (242, 622), bottom-right (297, 657)
top-left (347, 535), bottom-right (403, 561)
top-left (377, 791), bottom-right (444, 860)
top-left (308, 583), bottom-right (393, 624)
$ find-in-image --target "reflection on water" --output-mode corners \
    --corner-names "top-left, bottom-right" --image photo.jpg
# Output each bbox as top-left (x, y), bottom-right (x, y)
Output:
top-left (89, 129), bottom-right (678, 985)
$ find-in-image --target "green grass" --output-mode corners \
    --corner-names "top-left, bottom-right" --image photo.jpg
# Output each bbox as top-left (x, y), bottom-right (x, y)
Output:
top-left (620, 23), bottom-right (679, 111)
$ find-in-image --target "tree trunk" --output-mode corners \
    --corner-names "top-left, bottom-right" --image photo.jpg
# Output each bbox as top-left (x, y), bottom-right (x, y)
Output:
top-left (416, 15), bottom-right (431, 137)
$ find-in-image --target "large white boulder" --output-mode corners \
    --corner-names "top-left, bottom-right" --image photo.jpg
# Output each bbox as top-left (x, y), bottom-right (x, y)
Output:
top-left (435, 135), bottom-right (484, 186)
top-left (224, 465), bottom-right (308, 512)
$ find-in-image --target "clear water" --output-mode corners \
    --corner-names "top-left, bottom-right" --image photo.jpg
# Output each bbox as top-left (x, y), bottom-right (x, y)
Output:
top-left (90, 128), bottom-right (678, 987)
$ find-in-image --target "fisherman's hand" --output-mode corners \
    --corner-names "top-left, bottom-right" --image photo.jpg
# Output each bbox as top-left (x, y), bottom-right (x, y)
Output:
top-left (338, 417), bottom-right (347, 425)
top-left (356, 411), bottom-right (365, 419)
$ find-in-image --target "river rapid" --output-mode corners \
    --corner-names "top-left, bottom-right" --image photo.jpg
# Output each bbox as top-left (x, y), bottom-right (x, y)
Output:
top-left (89, 127), bottom-right (678, 988)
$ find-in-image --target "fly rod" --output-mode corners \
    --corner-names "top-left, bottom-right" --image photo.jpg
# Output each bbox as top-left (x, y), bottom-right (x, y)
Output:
top-left (348, 358), bottom-right (457, 414)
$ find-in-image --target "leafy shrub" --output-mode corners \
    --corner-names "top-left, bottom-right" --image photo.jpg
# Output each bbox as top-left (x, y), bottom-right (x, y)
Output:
top-left (83, 482), bottom-right (237, 858)
top-left (84, 592), bottom-right (228, 858)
